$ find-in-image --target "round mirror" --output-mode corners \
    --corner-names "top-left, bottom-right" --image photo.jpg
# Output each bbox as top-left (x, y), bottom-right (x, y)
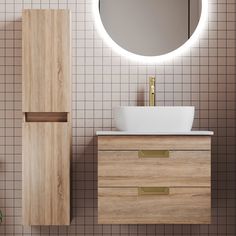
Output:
top-left (94, 0), bottom-right (207, 62)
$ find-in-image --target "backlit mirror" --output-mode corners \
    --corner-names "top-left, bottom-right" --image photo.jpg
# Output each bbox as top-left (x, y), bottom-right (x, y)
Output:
top-left (97, 0), bottom-right (203, 58)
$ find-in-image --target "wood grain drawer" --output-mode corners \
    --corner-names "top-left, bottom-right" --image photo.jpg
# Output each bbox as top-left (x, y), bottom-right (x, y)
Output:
top-left (22, 123), bottom-right (71, 225)
top-left (98, 136), bottom-right (211, 150)
top-left (98, 187), bottom-right (211, 224)
top-left (98, 150), bottom-right (211, 187)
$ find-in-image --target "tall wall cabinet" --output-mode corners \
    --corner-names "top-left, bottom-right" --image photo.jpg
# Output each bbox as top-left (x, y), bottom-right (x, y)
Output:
top-left (22, 10), bottom-right (71, 225)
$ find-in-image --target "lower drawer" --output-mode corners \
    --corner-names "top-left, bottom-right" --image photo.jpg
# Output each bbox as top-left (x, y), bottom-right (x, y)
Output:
top-left (98, 187), bottom-right (211, 224)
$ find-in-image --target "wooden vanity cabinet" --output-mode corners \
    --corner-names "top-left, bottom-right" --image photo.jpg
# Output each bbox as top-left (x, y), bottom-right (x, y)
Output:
top-left (22, 10), bottom-right (71, 225)
top-left (98, 135), bottom-right (211, 224)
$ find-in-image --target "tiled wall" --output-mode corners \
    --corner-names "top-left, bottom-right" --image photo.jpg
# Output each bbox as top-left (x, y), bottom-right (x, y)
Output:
top-left (0, 0), bottom-right (235, 235)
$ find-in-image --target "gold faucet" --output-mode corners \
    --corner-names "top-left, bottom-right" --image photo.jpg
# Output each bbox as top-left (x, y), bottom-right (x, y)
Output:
top-left (149, 77), bottom-right (155, 106)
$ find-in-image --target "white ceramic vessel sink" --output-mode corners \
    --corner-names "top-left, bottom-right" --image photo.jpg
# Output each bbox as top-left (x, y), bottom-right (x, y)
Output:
top-left (114, 106), bottom-right (195, 132)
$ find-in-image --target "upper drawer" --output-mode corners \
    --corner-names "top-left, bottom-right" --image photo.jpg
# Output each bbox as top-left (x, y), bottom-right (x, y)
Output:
top-left (98, 136), bottom-right (211, 151)
top-left (98, 150), bottom-right (211, 187)
top-left (22, 10), bottom-right (71, 112)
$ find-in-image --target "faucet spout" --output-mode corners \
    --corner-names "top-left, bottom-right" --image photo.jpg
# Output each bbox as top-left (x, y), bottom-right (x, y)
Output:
top-left (149, 77), bottom-right (156, 106)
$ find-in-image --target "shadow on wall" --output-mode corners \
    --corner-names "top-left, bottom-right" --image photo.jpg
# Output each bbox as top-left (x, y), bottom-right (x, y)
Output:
top-left (207, 90), bottom-right (235, 218)
top-left (136, 88), bottom-right (145, 106)
top-left (0, 18), bottom-right (22, 228)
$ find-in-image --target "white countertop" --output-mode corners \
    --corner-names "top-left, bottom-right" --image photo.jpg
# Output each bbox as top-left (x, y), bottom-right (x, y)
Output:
top-left (96, 131), bottom-right (214, 136)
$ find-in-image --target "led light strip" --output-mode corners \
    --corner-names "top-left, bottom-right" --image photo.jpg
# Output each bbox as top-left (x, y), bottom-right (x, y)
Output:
top-left (93, 0), bottom-right (208, 64)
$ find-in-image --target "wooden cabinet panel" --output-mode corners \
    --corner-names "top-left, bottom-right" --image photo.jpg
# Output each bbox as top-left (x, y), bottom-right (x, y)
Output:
top-left (97, 135), bottom-right (212, 224)
top-left (22, 10), bottom-right (71, 112)
top-left (22, 123), bottom-right (71, 225)
top-left (98, 150), bottom-right (211, 187)
top-left (98, 136), bottom-right (211, 151)
top-left (98, 187), bottom-right (211, 224)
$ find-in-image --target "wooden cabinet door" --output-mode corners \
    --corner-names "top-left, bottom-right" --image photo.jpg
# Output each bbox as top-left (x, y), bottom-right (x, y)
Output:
top-left (22, 10), bottom-right (71, 112)
top-left (22, 123), bottom-right (71, 225)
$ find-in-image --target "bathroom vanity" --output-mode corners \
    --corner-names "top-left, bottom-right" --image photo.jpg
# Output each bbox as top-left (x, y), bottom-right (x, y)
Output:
top-left (97, 131), bottom-right (213, 224)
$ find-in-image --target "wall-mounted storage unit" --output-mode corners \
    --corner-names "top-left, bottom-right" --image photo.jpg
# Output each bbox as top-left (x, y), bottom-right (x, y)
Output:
top-left (22, 9), bottom-right (71, 226)
top-left (22, 9), bottom-right (71, 112)
top-left (97, 134), bottom-right (211, 224)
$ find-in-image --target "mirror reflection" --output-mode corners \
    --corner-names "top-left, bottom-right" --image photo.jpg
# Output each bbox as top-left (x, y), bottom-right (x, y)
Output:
top-left (99, 0), bottom-right (202, 56)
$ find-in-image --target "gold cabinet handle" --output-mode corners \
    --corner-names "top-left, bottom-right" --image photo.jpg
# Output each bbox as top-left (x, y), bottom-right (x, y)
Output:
top-left (138, 150), bottom-right (169, 158)
top-left (138, 187), bottom-right (169, 195)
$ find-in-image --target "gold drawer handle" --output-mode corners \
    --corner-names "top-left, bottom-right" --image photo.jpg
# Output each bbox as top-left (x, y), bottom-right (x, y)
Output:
top-left (138, 187), bottom-right (170, 195)
top-left (138, 150), bottom-right (169, 158)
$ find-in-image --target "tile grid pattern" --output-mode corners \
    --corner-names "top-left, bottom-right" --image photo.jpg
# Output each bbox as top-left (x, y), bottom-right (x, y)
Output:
top-left (0, 0), bottom-right (235, 235)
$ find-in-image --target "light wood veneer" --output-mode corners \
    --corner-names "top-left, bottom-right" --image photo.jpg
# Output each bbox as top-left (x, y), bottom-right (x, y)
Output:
top-left (22, 9), bottom-right (71, 226)
top-left (23, 123), bottom-right (71, 225)
top-left (22, 9), bottom-right (71, 112)
top-left (98, 150), bottom-right (211, 187)
top-left (99, 187), bottom-right (211, 224)
top-left (98, 135), bottom-right (211, 150)
top-left (98, 135), bottom-right (211, 224)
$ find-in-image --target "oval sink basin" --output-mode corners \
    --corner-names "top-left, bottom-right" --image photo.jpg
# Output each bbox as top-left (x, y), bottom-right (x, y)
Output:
top-left (114, 106), bottom-right (195, 132)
